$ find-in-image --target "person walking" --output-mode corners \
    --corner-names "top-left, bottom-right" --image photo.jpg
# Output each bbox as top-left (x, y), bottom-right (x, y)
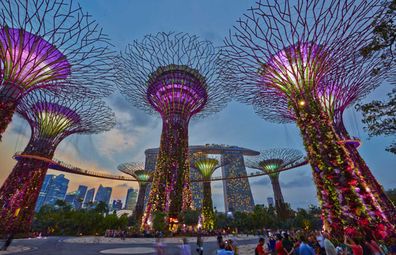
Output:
top-left (323, 232), bottom-right (337, 255)
top-left (218, 242), bottom-right (234, 255)
top-left (1, 233), bottom-right (14, 251)
top-left (298, 235), bottom-right (315, 255)
top-left (283, 233), bottom-right (294, 255)
top-left (155, 237), bottom-right (165, 255)
top-left (180, 238), bottom-right (192, 255)
top-left (196, 234), bottom-right (204, 255)
top-left (344, 236), bottom-right (363, 255)
top-left (276, 234), bottom-right (286, 255)
top-left (217, 232), bottom-right (223, 247)
top-left (256, 237), bottom-right (269, 255)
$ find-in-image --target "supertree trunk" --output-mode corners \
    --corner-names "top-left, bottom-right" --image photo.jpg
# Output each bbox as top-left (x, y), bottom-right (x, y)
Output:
top-left (202, 180), bottom-right (215, 230)
top-left (144, 114), bottom-right (192, 225)
top-left (293, 94), bottom-right (384, 239)
top-left (134, 183), bottom-right (148, 224)
top-left (336, 120), bottom-right (396, 225)
top-left (0, 100), bottom-right (17, 140)
top-left (0, 81), bottom-right (21, 140)
top-left (269, 175), bottom-right (287, 218)
top-left (0, 139), bottom-right (54, 234)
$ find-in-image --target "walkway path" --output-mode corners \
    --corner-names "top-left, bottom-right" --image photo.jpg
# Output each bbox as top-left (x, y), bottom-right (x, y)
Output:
top-left (5, 235), bottom-right (259, 254)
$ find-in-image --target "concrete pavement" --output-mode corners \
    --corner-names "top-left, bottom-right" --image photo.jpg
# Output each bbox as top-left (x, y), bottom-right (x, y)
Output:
top-left (2, 236), bottom-right (259, 255)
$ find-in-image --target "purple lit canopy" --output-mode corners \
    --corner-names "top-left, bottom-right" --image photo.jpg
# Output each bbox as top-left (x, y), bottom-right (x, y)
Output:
top-left (147, 64), bottom-right (208, 119)
top-left (0, 27), bottom-right (71, 89)
top-left (116, 32), bottom-right (229, 119)
top-left (0, 0), bottom-right (115, 97)
top-left (16, 91), bottom-right (115, 147)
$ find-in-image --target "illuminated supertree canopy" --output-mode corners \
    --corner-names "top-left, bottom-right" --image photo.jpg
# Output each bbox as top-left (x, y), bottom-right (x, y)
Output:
top-left (246, 148), bottom-right (305, 218)
top-left (221, 0), bottom-right (394, 238)
top-left (0, 90), bottom-right (115, 234)
top-left (115, 32), bottom-right (229, 227)
top-left (253, 56), bottom-right (396, 225)
top-left (0, 0), bottom-right (115, 140)
top-left (118, 162), bottom-right (152, 223)
top-left (191, 153), bottom-right (222, 231)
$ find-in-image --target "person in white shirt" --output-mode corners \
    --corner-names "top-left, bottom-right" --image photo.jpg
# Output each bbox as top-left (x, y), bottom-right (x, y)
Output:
top-left (323, 232), bottom-right (337, 255)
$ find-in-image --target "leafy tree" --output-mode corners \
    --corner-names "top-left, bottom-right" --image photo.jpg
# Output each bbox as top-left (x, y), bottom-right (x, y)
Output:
top-left (32, 202), bottom-right (128, 235)
top-left (358, 0), bottom-right (396, 153)
top-left (215, 213), bottom-right (232, 229)
top-left (357, 88), bottom-right (396, 154)
top-left (385, 188), bottom-right (396, 203)
top-left (214, 204), bottom-right (322, 232)
top-left (360, 1), bottom-right (395, 62)
top-left (152, 211), bottom-right (167, 232)
top-left (94, 201), bottom-right (109, 214)
top-left (181, 209), bottom-right (200, 226)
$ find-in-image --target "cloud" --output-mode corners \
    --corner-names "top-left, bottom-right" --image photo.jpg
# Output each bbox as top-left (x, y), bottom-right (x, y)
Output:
top-left (251, 176), bottom-right (271, 186)
top-left (108, 93), bottom-right (157, 130)
top-left (281, 175), bottom-right (314, 188)
top-left (115, 183), bottom-right (130, 188)
top-left (9, 120), bottom-right (30, 137)
top-left (94, 128), bottom-right (137, 157)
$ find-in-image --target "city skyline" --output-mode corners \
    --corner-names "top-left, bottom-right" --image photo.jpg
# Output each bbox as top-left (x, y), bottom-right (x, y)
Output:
top-left (0, 0), bottom-right (395, 213)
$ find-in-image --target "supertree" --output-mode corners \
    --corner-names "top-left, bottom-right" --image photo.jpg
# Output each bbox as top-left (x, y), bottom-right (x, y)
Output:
top-left (221, 0), bottom-right (394, 238)
top-left (253, 56), bottom-right (396, 224)
top-left (0, 0), bottom-right (115, 140)
top-left (0, 90), bottom-right (115, 234)
top-left (115, 32), bottom-right (229, 227)
top-left (246, 148), bottom-right (305, 219)
top-left (118, 162), bottom-right (152, 223)
top-left (190, 153), bottom-right (223, 231)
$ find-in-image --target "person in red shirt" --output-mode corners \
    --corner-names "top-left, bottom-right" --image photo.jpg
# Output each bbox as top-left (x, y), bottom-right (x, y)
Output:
top-left (256, 237), bottom-right (269, 255)
top-left (276, 234), bottom-right (286, 255)
top-left (344, 236), bottom-right (363, 255)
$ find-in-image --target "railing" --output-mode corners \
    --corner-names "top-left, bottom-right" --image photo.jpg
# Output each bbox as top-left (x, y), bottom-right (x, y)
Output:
top-left (14, 152), bottom-right (138, 182)
top-left (13, 152), bottom-right (308, 183)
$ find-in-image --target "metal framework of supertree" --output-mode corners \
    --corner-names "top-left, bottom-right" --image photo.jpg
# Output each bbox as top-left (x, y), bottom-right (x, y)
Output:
top-left (221, 0), bottom-right (394, 239)
top-left (253, 56), bottom-right (396, 224)
top-left (0, 90), bottom-right (115, 234)
top-left (0, 0), bottom-right (115, 140)
top-left (115, 32), bottom-right (229, 227)
top-left (190, 153), bottom-right (222, 231)
top-left (118, 162), bottom-right (152, 224)
top-left (246, 148), bottom-right (305, 219)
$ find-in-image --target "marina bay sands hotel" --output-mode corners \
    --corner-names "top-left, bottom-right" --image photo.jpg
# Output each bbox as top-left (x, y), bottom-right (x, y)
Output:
top-left (144, 144), bottom-right (259, 213)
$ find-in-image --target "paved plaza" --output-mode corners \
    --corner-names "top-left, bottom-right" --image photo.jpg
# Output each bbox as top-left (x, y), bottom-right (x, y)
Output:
top-left (0, 236), bottom-right (258, 255)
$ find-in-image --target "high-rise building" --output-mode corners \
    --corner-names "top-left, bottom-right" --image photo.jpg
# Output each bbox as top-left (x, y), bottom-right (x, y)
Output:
top-left (94, 184), bottom-right (112, 205)
top-left (125, 188), bottom-right (137, 210)
top-left (46, 174), bottom-right (69, 206)
top-left (221, 153), bottom-right (255, 213)
top-left (75, 185), bottom-right (88, 209)
top-left (65, 192), bottom-right (78, 208)
top-left (35, 174), bottom-right (69, 210)
top-left (84, 188), bottom-right (95, 208)
top-left (35, 174), bottom-right (55, 211)
top-left (267, 197), bottom-right (275, 207)
top-left (112, 199), bottom-right (123, 211)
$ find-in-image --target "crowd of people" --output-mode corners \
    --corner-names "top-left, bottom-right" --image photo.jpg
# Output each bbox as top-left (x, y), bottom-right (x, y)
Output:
top-left (254, 231), bottom-right (396, 255)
